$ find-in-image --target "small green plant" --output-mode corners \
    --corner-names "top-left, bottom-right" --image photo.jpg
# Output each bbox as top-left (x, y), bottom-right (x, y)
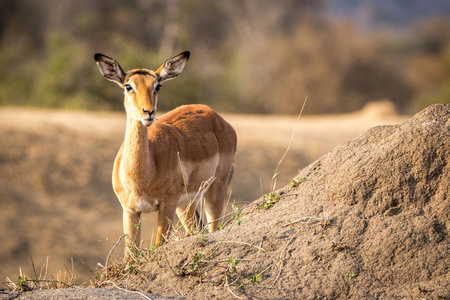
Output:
top-left (196, 232), bottom-right (208, 247)
top-left (342, 271), bottom-right (358, 295)
top-left (417, 285), bottom-right (430, 294)
top-left (231, 203), bottom-right (243, 225)
top-left (217, 221), bottom-right (224, 231)
top-left (344, 272), bottom-right (357, 281)
top-left (148, 243), bottom-right (158, 256)
top-left (289, 172), bottom-right (319, 187)
top-left (16, 275), bottom-right (30, 291)
top-left (259, 191), bottom-right (281, 209)
top-left (188, 252), bottom-right (205, 273)
top-left (248, 273), bottom-right (261, 284)
top-left (228, 258), bottom-right (240, 273)
top-left (128, 265), bottom-right (137, 274)
top-left (288, 176), bottom-right (309, 188)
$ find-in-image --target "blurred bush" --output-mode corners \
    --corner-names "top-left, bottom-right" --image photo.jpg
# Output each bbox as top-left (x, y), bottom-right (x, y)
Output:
top-left (0, 0), bottom-right (448, 114)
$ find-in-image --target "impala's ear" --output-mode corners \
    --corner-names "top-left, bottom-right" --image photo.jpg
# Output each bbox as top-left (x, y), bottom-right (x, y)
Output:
top-left (155, 51), bottom-right (190, 83)
top-left (94, 53), bottom-right (126, 87)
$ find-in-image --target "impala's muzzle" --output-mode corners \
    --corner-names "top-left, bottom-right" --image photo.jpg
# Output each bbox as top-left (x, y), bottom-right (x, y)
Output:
top-left (142, 109), bottom-right (155, 126)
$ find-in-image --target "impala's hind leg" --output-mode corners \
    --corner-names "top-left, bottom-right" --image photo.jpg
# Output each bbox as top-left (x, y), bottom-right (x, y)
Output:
top-left (205, 164), bottom-right (233, 232)
top-left (176, 197), bottom-right (202, 235)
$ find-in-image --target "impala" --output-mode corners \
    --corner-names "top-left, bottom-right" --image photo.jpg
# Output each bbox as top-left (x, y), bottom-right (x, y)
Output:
top-left (94, 51), bottom-right (237, 257)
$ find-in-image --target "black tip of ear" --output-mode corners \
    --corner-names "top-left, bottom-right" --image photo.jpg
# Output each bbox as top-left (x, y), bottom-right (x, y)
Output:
top-left (94, 53), bottom-right (103, 62)
top-left (183, 51), bottom-right (190, 60)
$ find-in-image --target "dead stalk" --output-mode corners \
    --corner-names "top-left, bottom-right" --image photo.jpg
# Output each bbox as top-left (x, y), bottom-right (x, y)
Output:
top-left (105, 234), bottom-right (128, 277)
top-left (270, 97), bottom-right (307, 193)
top-left (225, 275), bottom-right (246, 299)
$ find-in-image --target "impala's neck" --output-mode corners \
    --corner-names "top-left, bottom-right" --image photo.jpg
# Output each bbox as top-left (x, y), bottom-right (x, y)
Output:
top-left (122, 116), bottom-right (154, 185)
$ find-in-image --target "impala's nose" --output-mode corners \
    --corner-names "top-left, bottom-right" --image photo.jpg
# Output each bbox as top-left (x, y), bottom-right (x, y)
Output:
top-left (142, 109), bottom-right (155, 126)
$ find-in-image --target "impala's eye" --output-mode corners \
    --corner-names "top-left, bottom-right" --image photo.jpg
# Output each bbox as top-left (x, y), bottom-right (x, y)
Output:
top-left (154, 84), bottom-right (162, 92)
top-left (125, 84), bottom-right (133, 92)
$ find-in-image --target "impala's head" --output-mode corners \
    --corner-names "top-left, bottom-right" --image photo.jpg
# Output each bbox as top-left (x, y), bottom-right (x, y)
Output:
top-left (94, 51), bottom-right (190, 126)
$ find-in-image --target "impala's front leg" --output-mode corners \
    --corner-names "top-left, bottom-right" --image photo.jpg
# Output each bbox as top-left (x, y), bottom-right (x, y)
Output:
top-left (155, 199), bottom-right (178, 245)
top-left (123, 210), bottom-right (142, 259)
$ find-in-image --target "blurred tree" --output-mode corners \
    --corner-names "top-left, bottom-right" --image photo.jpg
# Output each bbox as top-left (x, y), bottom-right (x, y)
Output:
top-left (407, 20), bottom-right (450, 110)
top-left (0, 0), bottom-right (448, 114)
top-left (159, 0), bottom-right (179, 56)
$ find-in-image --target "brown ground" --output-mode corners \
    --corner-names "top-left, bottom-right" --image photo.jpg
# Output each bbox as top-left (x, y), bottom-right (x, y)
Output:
top-left (2, 102), bottom-right (448, 299)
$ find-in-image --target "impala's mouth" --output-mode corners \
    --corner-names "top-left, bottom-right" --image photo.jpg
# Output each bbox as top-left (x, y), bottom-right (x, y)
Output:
top-left (142, 108), bottom-right (155, 126)
top-left (141, 117), bottom-right (154, 127)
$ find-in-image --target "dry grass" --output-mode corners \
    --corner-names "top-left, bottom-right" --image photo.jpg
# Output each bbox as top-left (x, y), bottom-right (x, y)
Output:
top-left (5, 257), bottom-right (76, 291)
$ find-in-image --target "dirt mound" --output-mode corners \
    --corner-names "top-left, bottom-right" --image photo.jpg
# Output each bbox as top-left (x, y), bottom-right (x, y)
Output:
top-left (82, 103), bottom-right (445, 299)
top-left (5, 104), bottom-right (448, 299)
top-left (359, 100), bottom-right (398, 117)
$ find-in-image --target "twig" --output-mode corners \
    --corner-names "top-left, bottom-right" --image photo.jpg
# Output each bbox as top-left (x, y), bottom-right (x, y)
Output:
top-left (106, 234), bottom-right (128, 277)
top-left (279, 193), bottom-right (299, 198)
top-left (204, 218), bottom-right (237, 260)
top-left (225, 274), bottom-right (242, 287)
top-left (30, 255), bottom-right (38, 281)
top-left (191, 176), bottom-right (216, 228)
top-left (225, 275), bottom-right (246, 299)
top-left (244, 258), bottom-right (280, 289)
top-left (251, 237), bottom-right (265, 271)
top-left (204, 207), bottom-right (242, 228)
top-left (62, 257), bottom-right (75, 286)
top-left (207, 258), bottom-right (255, 264)
top-left (101, 280), bottom-right (153, 300)
top-left (44, 256), bottom-right (49, 280)
top-left (270, 227), bottom-right (303, 287)
top-left (271, 214), bottom-right (328, 287)
top-left (284, 216), bottom-right (328, 227)
top-left (215, 201), bottom-right (251, 230)
top-left (5, 277), bottom-right (17, 290)
top-left (159, 244), bottom-right (179, 276)
top-left (221, 188), bottom-right (233, 227)
top-left (220, 240), bottom-right (266, 251)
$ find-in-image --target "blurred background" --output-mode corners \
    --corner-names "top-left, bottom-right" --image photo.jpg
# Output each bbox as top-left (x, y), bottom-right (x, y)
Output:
top-left (0, 0), bottom-right (449, 113)
top-left (0, 0), bottom-right (449, 288)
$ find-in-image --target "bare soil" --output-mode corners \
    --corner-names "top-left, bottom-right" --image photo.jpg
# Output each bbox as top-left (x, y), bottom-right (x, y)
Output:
top-left (3, 102), bottom-right (448, 299)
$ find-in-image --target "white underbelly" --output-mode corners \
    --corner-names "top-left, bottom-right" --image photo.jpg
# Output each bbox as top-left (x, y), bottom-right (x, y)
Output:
top-left (180, 154), bottom-right (220, 187)
top-left (135, 197), bottom-right (159, 213)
